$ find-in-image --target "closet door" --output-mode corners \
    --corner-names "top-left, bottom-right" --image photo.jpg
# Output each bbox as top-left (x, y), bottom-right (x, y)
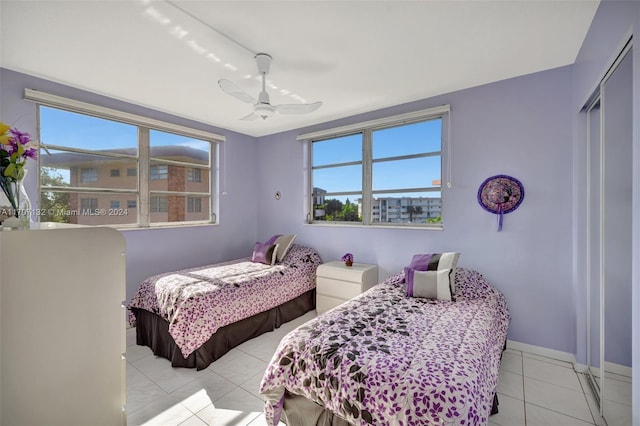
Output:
top-left (601, 46), bottom-right (633, 425)
top-left (586, 99), bottom-right (601, 403)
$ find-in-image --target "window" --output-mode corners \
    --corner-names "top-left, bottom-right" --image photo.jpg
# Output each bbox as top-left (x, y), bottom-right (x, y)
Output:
top-left (187, 168), bottom-right (201, 183)
top-left (150, 196), bottom-right (168, 213)
top-left (303, 106), bottom-right (448, 227)
top-left (80, 198), bottom-right (98, 210)
top-left (187, 197), bottom-right (202, 213)
top-left (150, 164), bottom-right (168, 180)
top-left (80, 168), bottom-right (98, 183)
top-left (32, 89), bottom-right (224, 227)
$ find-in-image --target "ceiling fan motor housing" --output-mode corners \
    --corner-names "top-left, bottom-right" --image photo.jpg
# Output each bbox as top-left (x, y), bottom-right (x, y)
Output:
top-left (255, 102), bottom-right (275, 120)
top-left (255, 53), bottom-right (272, 74)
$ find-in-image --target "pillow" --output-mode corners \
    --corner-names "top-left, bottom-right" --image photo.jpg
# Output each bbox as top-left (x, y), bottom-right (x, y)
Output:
top-left (405, 268), bottom-right (452, 301)
top-left (274, 234), bottom-right (296, 263)
top-left (407, 252), bottom-right (460, 294)
top-left (251, 241), bottom-right (279, 265)
top-left (265, 234), bottom-right (282, 246)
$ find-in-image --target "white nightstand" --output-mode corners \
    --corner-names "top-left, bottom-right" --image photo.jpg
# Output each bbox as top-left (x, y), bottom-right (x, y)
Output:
top-left (316, 260), bottom-right (378, 314)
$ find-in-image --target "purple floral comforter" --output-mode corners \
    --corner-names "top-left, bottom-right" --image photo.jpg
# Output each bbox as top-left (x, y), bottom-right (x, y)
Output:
top-left (128, 244), bottom-right (322, 358)
top-left (260, 268), bottom-right (510, 426)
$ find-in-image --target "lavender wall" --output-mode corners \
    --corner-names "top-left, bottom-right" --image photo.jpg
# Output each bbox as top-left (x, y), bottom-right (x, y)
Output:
top-left (256, 66), bottom-right (576, 354)
top-left (0, 68), bottom-right (260, 302)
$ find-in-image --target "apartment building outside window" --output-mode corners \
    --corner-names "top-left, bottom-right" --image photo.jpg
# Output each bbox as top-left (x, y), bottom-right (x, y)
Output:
top-left (303, 106), bottom-right (448, 227)
top-left (31, 89), bottom-right (224, 227)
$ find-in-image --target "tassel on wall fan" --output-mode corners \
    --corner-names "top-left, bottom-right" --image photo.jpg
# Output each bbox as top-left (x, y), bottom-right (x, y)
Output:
top-left (218, 53), bottom-right (322, 121)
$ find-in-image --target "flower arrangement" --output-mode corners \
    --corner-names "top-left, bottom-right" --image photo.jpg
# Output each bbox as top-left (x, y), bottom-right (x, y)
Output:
top-left (341, 252), bottom-right (354, 267)
top-left (0, 122), bottom-right (37, 223)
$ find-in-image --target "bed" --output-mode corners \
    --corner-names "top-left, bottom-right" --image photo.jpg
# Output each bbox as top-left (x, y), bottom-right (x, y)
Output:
top-left (128, 242), bottom-right (322, 370)
top-left (260, 267), bottom-right (510, 426)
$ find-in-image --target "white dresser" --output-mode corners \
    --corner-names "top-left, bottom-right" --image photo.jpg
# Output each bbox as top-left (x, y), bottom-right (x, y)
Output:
top-left (0, 223), bottom-right (126, 426)
top-left (316, 260), bottom-right (378, 314)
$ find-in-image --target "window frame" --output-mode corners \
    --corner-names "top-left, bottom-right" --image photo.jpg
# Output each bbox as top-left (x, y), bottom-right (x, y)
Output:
top-left (80, 167), bottom-right (98, 183)
top-left (28, 89), bottom-right (225, 228)
top-left (300, 105), bottom-right (449, 228)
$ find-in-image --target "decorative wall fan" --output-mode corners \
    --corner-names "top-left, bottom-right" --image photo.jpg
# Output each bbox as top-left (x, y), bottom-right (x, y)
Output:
top-left (218, 53), bottom-right (322, 121)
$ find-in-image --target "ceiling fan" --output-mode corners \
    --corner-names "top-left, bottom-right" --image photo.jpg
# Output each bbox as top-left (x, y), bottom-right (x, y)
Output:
top-left (218, 53), bottom-right (322, 121)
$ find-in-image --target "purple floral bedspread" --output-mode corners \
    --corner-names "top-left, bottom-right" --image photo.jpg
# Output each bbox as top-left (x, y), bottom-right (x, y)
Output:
top-left (260, 268), bottom-right (510, 426)
top-left (128, 244), bottom-right (322, 358)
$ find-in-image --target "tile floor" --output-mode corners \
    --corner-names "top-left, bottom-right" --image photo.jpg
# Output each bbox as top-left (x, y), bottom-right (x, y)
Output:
top-left (126, 311), bottom-right (629, 426)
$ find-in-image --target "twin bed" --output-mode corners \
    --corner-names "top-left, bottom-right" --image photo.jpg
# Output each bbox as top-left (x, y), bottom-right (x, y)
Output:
top-left (129, 245), bottom-right (510, 425)
top-left (128, 242), bottom-right (322, 370)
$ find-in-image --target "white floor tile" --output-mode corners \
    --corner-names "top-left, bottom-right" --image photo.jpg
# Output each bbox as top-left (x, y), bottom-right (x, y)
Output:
top-left (127, 393), bottom-right (193, 426)
top-left (525, 403), bottom-right (595, 425)
top-left (170, 370), bottom-right (237, 414)
top-left (132, 355), bottom-right (202, 393)
top-left (523, 358), bottom-right (582, 392)
top-left (500, 351), bottom-right (523, 376)
top-left (235, 333), bottom-right (283, 363)
top-left (126, 343), bottom-right (154, 364)
top-left (194, 388), bottom-right (264, 425)
top-left (246, 413), bottom-right (286, 426)
top-left (208, 349), bottom-right (268, 385)
top-left (601, 399), bottom-right (632, 426)
top-left (240, 370), bottom-right (268, 399)
top-left (126, 364), bottom-right (172, 415)
top-left (178, 415), bottom-right (209, 426)
top-left (127, 327), bottom-right (137, 347)
top-left (489, 393), bottom-right (525, 426)
top-left (497, 369), bottom-right (524, 400)
top-left (521, 352), bottom-right (573, 368)
top-left (524, 377), bottom-right (594, 423)
top-left (602, 376), bottom-right (632, 406)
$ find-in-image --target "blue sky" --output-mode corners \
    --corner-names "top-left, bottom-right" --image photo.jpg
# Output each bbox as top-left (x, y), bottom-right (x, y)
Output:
top-left (312, 118), bottom-right (442, 201)
top-left (39, 106), bottom-right (209, 183)
top-left (40, 107), bottom-right (210, 152)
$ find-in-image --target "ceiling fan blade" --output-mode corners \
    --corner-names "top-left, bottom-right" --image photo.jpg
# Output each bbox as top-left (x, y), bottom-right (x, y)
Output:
top-left (276, 101), bottom-right (322, 115)
top-left (218, 79), bottom-right (257, 104)
top-left (240, 112), bottom-right (259, 121)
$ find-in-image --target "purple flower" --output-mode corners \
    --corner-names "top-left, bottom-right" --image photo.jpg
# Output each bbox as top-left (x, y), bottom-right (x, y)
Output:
top-left (0, 122), bottom-right (38, 182)
top-left (9, 128), bottom-right (32, 145)
top-left (24, 148), bottom-right (38, 159)
top-left (341, 253), bottom-right (354, 262)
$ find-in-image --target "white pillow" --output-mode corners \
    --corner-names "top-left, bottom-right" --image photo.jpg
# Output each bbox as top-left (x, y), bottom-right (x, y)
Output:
top-left (274, 234), bottom-right (296, 262)
top-left (407, 269), bottom-right (453, 301)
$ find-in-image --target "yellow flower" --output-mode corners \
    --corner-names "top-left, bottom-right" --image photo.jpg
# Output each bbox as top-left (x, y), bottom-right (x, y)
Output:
top-left (0, 122), bottom-right (10, 145)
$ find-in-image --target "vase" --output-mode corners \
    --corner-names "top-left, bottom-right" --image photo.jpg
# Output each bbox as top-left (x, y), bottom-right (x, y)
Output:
top-left (0, 170), bottom-right (32, 229)
top-left (345, 260), bottom-right (353, 267)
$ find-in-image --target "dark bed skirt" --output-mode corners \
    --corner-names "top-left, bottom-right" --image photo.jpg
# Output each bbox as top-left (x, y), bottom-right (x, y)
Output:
top-left (132, 288), bottom-right (316, 370)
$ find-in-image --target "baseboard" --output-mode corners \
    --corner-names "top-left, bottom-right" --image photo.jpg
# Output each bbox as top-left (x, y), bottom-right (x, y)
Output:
top-left (574, 362), bottom-right (588, 373)
top-left (506, 340), bottom-right (577, 365)
top-left (604, 361), bottom-right (632, 378)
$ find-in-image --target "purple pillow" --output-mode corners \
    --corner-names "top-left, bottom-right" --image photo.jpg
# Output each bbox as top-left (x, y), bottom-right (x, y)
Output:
top-left (409, 254), bottom-right (434, 271)
top-left (405, 252), bottom-right (460, 294)
top-left (265, 234), bottom-right (282, 246)
top-left (251, 241), bottom-right (277, 265)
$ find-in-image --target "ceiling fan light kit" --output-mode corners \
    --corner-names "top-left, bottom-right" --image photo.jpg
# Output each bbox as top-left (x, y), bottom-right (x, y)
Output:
top-left (218, 53), bottom-right (322, 121)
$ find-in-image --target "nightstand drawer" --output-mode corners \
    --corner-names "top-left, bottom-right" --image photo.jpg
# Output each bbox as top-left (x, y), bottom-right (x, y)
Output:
top-left (317, 294), bottom-right (348, 314)
top-left (316, 277), bottom-right (361, 300)
top-left (317, 262), bottom-right (376, 283)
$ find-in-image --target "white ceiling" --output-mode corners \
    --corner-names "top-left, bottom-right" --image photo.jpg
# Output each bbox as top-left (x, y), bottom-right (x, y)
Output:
top-left (1, 0), bottom-right (599, 138)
